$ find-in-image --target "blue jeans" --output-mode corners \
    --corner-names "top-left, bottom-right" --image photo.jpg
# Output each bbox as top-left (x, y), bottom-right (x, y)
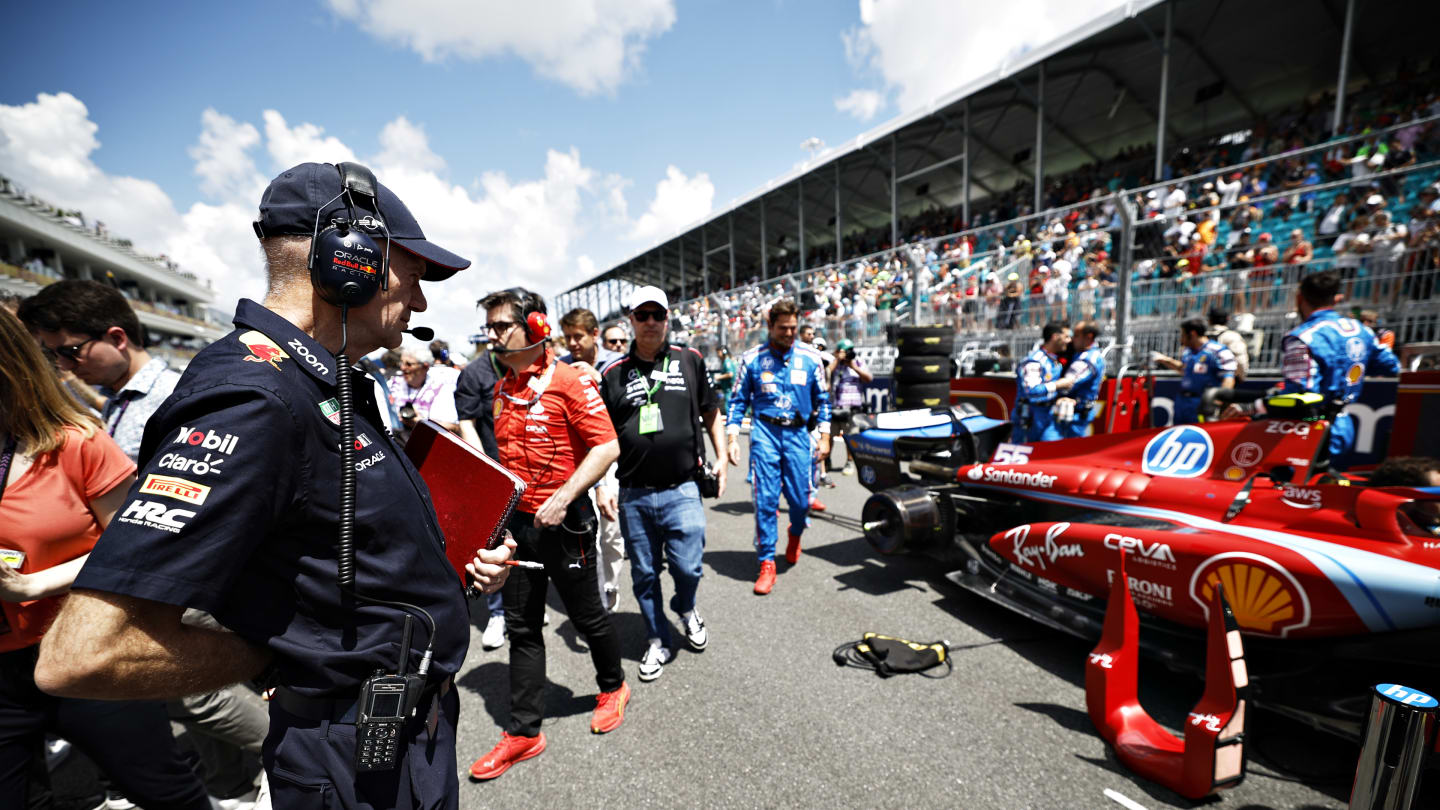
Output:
top-left (618, 481), bottom-right (707, 647)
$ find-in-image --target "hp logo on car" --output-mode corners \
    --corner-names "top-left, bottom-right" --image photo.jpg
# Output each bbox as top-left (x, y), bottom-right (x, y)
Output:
top-left (1142, 426), bottom-right (1214, 478)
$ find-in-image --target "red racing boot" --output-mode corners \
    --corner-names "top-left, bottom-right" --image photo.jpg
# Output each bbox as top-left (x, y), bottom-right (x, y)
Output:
top-left (754, 560), bottom-right (777, 595)
top-left (785, 530), bottom-right (802, 565)
top-left (809, 496), bottom-right (827, 512)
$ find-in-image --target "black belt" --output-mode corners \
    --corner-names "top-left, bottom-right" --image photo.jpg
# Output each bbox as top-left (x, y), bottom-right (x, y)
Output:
top-left (757, 413), bottom-right (803, 428)
top-left (271, 678), bottom-right (452, 724)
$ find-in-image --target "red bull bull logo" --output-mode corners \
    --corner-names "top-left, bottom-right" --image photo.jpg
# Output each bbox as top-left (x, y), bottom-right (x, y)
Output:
top-left (239, 330), bottom-right (288, 371)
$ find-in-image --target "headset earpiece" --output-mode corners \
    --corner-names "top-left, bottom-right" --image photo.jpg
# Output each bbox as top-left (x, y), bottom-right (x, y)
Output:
top-left (310, 163), bottom-right (386, 308)
top-left (526, 311), bottom-right (551, 344)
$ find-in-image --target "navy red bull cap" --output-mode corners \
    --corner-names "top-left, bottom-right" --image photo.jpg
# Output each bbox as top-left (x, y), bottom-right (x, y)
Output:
top-left (253, 162), bottom-right (470, 281)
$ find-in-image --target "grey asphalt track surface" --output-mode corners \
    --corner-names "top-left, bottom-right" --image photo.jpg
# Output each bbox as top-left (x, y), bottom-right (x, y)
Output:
top-left (52, 438), bottom-right (1419, 809)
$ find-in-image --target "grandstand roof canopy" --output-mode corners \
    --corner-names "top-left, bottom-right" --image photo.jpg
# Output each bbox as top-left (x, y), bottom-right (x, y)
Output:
top-left (562, 0), bottom-right (1439, 317)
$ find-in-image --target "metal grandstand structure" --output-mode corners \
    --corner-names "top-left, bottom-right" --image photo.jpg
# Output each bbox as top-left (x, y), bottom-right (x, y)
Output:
top-left (554, 0), bottom-right (1440, 366)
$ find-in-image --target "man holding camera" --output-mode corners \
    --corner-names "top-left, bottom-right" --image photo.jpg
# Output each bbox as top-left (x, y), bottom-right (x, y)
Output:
top-left (597, 287), bottom-right (725, 681)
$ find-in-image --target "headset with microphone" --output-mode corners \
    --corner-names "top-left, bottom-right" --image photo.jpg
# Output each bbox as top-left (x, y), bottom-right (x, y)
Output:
top-left (304, 163), bottom-right (439, 745)
top-left (488, 287), bottom-right (552, 353)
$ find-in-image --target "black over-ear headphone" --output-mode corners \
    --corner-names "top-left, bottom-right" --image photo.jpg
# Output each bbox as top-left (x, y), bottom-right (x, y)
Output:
top-left (309, 162), bottom-right (390, 308)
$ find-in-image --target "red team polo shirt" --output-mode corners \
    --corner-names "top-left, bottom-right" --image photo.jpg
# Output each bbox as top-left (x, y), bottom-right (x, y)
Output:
top-left (493, 349), bottom-right (616, 514)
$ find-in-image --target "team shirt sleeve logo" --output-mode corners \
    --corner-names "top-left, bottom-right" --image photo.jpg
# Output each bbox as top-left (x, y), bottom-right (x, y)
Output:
top-left (238, 330), bottom-right (289, 370)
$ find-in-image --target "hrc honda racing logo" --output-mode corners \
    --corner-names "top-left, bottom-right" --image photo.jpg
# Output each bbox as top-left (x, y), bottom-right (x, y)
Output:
top-left (966, 465), bottom-right (1058, 488)
top-left (118, 500), bottom-right (195, 534)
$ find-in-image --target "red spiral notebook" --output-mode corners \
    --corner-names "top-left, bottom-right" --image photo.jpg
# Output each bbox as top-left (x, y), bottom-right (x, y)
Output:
top-left (403, 419), bottom-right (526, 586)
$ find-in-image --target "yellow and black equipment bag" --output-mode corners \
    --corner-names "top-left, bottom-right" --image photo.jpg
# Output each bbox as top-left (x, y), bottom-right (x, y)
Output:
top-left (832, 633), bottom-right (953, 679)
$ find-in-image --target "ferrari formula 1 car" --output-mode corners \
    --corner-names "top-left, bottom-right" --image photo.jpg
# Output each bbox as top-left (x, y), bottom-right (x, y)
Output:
top-left (850, 404), bottom-right (1440, 739)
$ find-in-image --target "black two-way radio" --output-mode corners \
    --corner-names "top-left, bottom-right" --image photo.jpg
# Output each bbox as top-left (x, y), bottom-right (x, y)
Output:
top-left (314, 162), bottom-right (434, 771)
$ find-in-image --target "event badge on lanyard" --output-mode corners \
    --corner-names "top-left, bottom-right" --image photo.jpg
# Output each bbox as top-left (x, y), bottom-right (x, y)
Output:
top-left (638, 357), bottom-right (671, 435)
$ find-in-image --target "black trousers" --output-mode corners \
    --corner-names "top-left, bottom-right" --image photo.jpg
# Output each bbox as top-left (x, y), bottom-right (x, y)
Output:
top-left (0, 645), bottom-right (211, 810)
top-left (503, 509), bottom-right (624, 737)
top-left (263, 686), bottom-right (459, 810)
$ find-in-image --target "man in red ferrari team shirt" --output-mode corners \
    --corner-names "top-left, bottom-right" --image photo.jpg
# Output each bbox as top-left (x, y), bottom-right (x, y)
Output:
top-left (468, 287), bottom-right (628, 782)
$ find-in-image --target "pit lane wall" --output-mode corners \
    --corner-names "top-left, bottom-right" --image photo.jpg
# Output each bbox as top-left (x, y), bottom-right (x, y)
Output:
top-left (854, 371), bottom-right (1400, 469)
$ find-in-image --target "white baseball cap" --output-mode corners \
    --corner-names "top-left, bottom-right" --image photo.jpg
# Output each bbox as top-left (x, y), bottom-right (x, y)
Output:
top-left (628, 285), bottom-right (669, 311)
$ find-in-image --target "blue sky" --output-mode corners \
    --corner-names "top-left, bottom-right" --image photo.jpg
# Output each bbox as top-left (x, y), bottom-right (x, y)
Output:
top-left (0, 0), bottom-right (1120, 347)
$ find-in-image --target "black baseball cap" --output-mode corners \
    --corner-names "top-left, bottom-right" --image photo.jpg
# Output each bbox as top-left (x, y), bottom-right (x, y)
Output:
top-left (253, 162), bottom-right (470, 281)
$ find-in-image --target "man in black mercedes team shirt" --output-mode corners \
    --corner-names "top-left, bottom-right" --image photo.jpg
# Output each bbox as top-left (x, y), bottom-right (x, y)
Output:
top-left (597, 285), bottom-right (726, 683)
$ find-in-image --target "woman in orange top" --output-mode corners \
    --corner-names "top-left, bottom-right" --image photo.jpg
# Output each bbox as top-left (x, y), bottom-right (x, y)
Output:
top-left (0, 307), bottom-right (211, 810)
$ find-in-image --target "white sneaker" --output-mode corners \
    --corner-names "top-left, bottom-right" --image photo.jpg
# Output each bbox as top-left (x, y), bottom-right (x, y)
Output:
top-left (638, 641), bottom-right (673, 682)
top-left (682, 610), bottom-right (708, 651)
top-left (481, 614), bottom-right (506, 650)
top-left (602, 585), bottom-right (619, 613)
top-left (210, 790), bottom-right (258, 810)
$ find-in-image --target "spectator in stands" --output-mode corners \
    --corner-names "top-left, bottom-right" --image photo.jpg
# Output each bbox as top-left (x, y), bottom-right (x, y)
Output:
top-left (1207, 308), bottom-right (1250, 382)
top-left (996, 275), bottom-right (1023, 330)
top-left (1282, 229), bottom-right (1314, 265)
top-left (389, 349), bottom-right (460, 440)
top-left (0, 306), bottom-right (213, 810)
top-left (19, 281), bottom-right (269, 807)
top-left (1318, 191), bottom-right (1351, 247)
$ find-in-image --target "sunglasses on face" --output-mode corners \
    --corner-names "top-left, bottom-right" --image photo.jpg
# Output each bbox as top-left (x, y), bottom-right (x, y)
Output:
top-left (484, 320), bottom-right (520, 336)
top-left (604, 337), bottom-right (628, 346)
top-left (632, 309), bottom-right (667, 323)
top-left (53, 335), bottom-right (100, 361)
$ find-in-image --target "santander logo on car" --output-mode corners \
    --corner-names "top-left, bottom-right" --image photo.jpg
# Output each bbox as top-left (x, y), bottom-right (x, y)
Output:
top-left (965, 465), bottom-right (1058, 489)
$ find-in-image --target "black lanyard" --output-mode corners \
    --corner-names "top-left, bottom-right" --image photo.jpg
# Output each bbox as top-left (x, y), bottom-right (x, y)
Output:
top-left (0, 434), bottom-right (18, 508)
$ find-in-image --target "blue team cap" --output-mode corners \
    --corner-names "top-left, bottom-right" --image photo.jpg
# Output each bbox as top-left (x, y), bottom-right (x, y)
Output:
top-left (252, 162), bottom-right (470, 281)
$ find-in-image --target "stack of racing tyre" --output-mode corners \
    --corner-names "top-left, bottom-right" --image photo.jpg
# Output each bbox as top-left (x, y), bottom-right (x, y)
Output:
top-left (892, 325), bottom-right (954, 409)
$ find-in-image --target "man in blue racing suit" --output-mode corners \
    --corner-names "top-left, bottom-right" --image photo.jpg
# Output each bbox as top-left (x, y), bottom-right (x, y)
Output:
top-left (1055, 321), bottom-right (1104, 438)
top-left (1223, 269), bottom-right (1400, 469)
top-left (1012, 321), bottom-right (1075, 442)
top-left (726, 299), bottom-right (831, 595)
top-left (1154, 318), bottom-right (1236, 424)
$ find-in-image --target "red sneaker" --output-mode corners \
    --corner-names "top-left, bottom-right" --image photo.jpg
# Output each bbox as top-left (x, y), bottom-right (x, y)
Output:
top-left (785, 531), bottom-right (802, 565)
top-left (591, 682), bottom-right (631, 734)
top-left (754, 560), bottom-right (777, 594)
top-left (469, 732), bottom-right (546, 780)
top-left (809, 497), bottom-right (827, 512)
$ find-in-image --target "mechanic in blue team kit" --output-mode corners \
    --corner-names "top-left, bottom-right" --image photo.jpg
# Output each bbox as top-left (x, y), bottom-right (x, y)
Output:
top-left (1054, 321), bottom-right (1104, 439)
top-left (1223, 269), bottom-right (1400, 469)
top-left (726, 299), bottom-right (831, 595)
top-left (33, 162), bottom-right (515, 810)
top-left (1153, 318), bottom-right (1237, 425)
top-left (1012, 321), bottom-right (1075, 443)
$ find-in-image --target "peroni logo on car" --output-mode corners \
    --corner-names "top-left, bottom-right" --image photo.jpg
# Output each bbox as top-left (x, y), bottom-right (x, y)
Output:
top-left (1142, 426), bottom-right (1213, 478)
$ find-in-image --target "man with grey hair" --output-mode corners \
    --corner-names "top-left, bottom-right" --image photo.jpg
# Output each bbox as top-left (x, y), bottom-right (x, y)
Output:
top-left (36, 161), bottom-right (514, 809)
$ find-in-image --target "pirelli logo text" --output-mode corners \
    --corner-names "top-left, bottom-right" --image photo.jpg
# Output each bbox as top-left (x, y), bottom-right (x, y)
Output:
top-left (139, 474), bottom-right (211, 506)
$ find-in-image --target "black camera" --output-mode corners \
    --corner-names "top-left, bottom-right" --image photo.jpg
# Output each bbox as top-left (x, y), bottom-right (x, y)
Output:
top-left (398, 403), bottom-right (417, 422)
top-left (694, 461), bottom-right (720, 499)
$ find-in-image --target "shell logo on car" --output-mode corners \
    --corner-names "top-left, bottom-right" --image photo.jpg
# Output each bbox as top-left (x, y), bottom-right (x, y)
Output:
top-left (1189, 552), bottom-right (1311, 637)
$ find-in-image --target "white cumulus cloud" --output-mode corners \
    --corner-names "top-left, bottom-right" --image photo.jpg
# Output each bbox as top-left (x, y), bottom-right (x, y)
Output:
top-left (325, 0), bottom-right (676, 96)
top-left (843, 0), bottom-right (1126, 113)
top-left (834, 89), bottom-right (884, 121)
top-left (0, 92), bottom-right (707, 353)
top-left (629, 165), bottom-right (713, 242)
